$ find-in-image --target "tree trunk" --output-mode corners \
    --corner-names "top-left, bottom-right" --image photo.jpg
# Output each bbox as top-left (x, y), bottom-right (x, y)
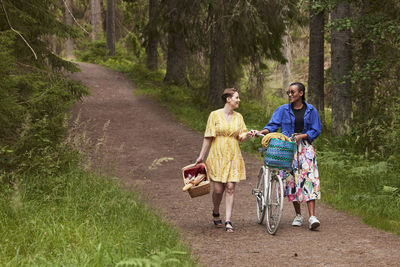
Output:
top-left (106, 0), bottom-right (116, 56)
top-left (308, 0), bottom-right (325, 127)
top-left (355, 2), bottom-right (375, 118)
top-left (331, 1), bottom-right (352, 136)
top-left (146, 0), bottom-right (159, 71)
top-left (164, 0), bottom-right (188, 85)
top-left (248, 56), bottom-right (263, 99)
top-left (282, 33), bottom-right (291, 91)
top-left (64, 0), bottom-right (74, 59)
top-left (209, 0), bottom-right (225, 106)
top-left (91, 0), bottom-right (103, 41)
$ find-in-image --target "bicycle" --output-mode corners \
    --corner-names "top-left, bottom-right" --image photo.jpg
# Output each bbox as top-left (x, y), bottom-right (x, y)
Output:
top-left (252, 133), bottom-right (295, 235)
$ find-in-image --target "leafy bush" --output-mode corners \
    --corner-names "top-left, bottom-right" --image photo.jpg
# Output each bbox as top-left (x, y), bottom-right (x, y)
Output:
top-left (74, 39), bottom-right (136, 64)
top-left (74, 40), bottom-right (110, 63)
top-left (325, 95), bottom-right (400, 164)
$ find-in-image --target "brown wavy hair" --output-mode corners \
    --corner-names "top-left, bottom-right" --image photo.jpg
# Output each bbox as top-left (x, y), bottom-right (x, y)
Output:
top-left (221, 88), bottom-right (238, 103)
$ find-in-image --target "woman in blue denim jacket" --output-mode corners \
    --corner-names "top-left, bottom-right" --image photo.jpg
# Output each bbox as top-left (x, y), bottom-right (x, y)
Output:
top-left (258, 82), bottom-right (322, 230)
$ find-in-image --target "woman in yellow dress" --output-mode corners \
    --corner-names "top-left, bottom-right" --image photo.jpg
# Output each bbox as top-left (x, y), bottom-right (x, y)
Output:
top-left (195, 88), bottom-right (256, 232)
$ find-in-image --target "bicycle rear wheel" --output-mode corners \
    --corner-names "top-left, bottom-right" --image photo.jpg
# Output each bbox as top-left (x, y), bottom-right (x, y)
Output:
top-left (265, 170), bottom-right (284, 235)
top-left (252, 166), bottom-right (266, 224)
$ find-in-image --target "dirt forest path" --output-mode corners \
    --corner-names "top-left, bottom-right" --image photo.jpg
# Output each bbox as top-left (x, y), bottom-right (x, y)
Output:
top-left (68, 62), bottom-right (400, 266)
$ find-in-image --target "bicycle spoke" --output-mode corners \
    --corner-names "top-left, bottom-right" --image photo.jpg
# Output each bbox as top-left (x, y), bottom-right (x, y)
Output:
top-left (265, 170), bottom-right (284, 235)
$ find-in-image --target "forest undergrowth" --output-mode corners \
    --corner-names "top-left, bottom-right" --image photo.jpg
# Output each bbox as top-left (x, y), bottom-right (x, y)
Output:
top-left (0, 37), bottom-right (197, 265)
top-left (0, 80), bottom-right (196, 266)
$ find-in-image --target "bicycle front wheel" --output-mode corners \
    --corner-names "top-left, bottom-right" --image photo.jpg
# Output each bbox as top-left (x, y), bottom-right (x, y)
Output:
top-left (253, 166), bottom-right (266, 224)
top-left (265, 170), bottom-right (284, 235)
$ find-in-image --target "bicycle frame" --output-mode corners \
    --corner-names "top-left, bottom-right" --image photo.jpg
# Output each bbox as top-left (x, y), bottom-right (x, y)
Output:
top-left (253, 132), bottom-right (288, 234)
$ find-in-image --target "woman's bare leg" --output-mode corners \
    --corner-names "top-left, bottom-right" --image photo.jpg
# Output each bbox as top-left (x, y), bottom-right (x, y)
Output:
top-left (225, 182), bottom-right (236, 222)
top-left (212, 181), bottom-right (225, 215)
top-left (307, 200), bottom-right (315, 217)
top-left (293, 201), bottom-right (301, 215)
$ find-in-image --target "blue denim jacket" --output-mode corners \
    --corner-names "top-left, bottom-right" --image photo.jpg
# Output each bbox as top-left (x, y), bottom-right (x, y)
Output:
top-left (263, 102), bottom-right (321, 143)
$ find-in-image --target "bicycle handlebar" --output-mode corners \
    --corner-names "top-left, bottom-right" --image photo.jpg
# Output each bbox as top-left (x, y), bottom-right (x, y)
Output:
top-left (255, 132), bottom-right (297, 141)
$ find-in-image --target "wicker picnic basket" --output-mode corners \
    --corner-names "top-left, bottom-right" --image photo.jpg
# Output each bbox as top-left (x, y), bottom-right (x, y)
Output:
top-left (182, 163), bottom-right (210, 198)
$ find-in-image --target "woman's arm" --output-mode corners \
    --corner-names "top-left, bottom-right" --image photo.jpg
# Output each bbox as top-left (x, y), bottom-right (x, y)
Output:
top-left (305, 108), bottom-right (321, 143)
top-left (239, 130), bottom-right (257, 141)
top-left (260, 105), bottom-right (285, 135)
top-left (195, 137), bottom-right (213, 164)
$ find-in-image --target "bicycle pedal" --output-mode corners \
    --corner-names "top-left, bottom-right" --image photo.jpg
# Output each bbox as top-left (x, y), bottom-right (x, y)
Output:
top-left (252, 189), bottom-right (261, 195)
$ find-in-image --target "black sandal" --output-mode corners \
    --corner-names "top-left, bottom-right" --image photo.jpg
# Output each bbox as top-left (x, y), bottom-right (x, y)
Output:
top-left (225, 221), bottom-right (234, 232)
top-left (212, 212), bottom-right (223, 228)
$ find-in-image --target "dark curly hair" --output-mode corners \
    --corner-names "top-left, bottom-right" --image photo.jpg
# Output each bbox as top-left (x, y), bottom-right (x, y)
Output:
top-left (290, 82), bottom-right (306, 103)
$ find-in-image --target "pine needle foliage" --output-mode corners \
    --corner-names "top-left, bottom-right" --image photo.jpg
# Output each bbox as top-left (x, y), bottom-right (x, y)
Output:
top-left (1, 3), bottom-right (198, 265)
top-left (0, 0), bottom-right (88, 182)
top-left (0, 0), bottom-right (80, 68)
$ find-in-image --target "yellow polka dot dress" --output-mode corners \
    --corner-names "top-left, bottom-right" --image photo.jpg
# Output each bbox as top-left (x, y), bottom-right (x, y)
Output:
top-left (205, 109), bottom-right (248, 183)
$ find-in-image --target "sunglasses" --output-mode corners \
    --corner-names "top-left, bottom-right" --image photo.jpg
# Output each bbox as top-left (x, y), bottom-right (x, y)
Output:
top-left (286, 90), bottom-right (297, 95)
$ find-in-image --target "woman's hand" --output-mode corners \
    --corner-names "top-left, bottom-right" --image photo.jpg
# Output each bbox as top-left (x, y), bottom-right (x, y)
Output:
top-left (240, 129), bottom-right (257, 141)
top-left (254, 130), bottom-right (262, 137)
top-left (294, 133), bottom-right (308, 142)
top-left (254, 129), bottom-right (269, 137)
top-left (247, 129), bottom-right (257, 138)
top-left (195, 156), bottom-right (203, 165)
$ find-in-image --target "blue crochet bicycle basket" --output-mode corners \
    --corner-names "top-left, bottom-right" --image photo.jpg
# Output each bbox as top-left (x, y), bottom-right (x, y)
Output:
top-left (264, 138), bottom-right (297, 170)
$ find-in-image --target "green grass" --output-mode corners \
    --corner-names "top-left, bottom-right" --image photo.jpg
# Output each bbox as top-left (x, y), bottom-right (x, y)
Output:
top-left (318, 150), bottom-right (400, 234)
top-left (96, 58), bottom-right (400, 235)
top-left (0, 166), bottom-right (197, 266)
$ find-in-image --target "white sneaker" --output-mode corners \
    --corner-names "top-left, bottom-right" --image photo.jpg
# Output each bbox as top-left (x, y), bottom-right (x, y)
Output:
top-left (292, 214), bottom-right (303, 226)
top-left (308, 216), bottom-right (320, 230)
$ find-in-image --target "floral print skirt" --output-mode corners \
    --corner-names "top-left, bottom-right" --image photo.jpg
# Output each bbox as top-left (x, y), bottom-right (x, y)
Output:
top-left (280, 140), bottom-right (320, 203)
